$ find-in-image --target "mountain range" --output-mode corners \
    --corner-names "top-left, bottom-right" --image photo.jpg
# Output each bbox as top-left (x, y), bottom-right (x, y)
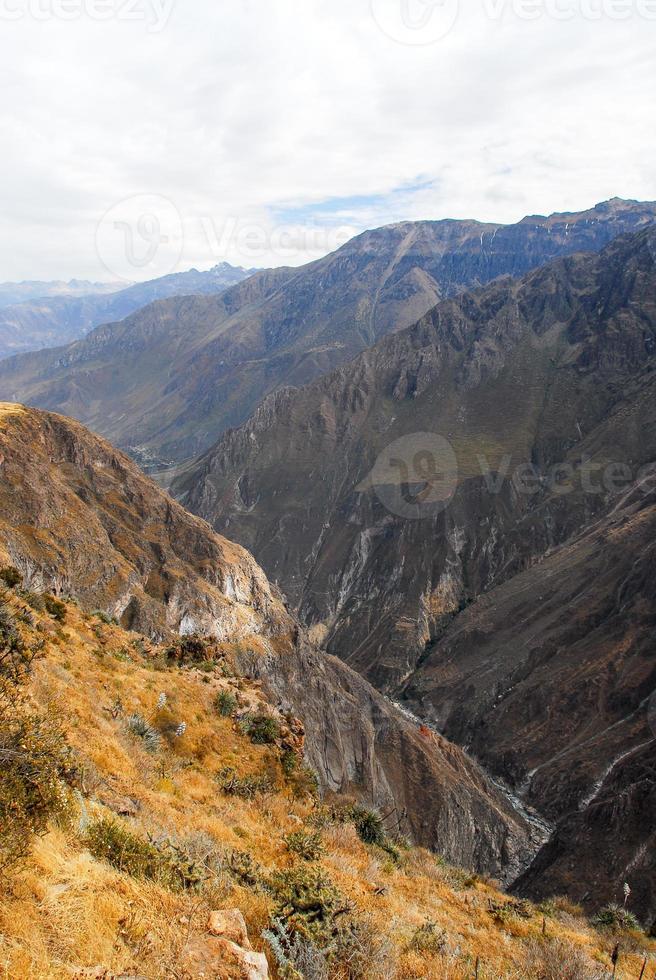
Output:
top-left (1, 199), bottom-right (655, 468)
top-left (1, 198), bottom-right (655, 931)
top-left (172, 222), bottom-right (656, 925)
top-left (0, 262), bottom-right (254, 360)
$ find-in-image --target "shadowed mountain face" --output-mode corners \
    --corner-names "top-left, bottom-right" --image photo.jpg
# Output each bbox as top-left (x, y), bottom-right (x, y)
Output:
top-left (0, 402), bottom-right (537, 880)
top-left (0, 263), bottom-right (253, 360)
top-left (1, 199), bottom-right (655, 467)
top-left (173, 227), bottom-right (656, 923)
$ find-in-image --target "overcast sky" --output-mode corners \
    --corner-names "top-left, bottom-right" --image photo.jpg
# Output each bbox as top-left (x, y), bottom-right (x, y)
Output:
top-left (1, 0), bottom-right (655, 282)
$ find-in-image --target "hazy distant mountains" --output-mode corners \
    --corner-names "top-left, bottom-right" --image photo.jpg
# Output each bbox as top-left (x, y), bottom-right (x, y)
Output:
top-left (1, 198), bottom-right (655, 467)
top-left (0, 277), bottom-right (125, 308)
top-left (0, 262), bottom-right (254, 359)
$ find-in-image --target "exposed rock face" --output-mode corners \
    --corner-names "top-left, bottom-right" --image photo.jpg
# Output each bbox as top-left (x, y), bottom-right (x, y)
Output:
top-left (0, 262), bottom-right (253, 360)
top-left (0, 403), bottom-right (289, 645)
top-left (2, 199), bottom-right (654, 466)
top-left (175, 227), bottom-right (656, 918)
top-left (403, 474), bottom-right (656, 923)
top-left (177, 226), bottom-right (656, 683)
top-left (0, 403), bottom-right (536, 878)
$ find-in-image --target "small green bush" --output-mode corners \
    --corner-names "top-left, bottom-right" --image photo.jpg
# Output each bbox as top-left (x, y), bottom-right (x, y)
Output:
top-left (408, 921), bottom-right (448, 954)
top-left (216, 766), bottom-right (273, 799)
top-left (84, 818), bottom-right (206, 891)
top-left (92, 609), bottom-right (114, 624)
top-left (215, 690), bottom-right (238, 718)
top-left (284, 829), bottom-right (325, 862)
top-left (225, 848), bottom-right (263, 888)
top-left (593, 903), bottom-right (642, 932)
top-left (269, 864), bottom-right (352, 944)
top-left (125, 713), bottom-right (161, 753)
top-left (240, 712), bottom-right (281, 745)
top-left (43, 594), bottom-right (66, 623)
top-left (0, 567), bottom-right (21, 589)
top-left (1, 604), bottom-right (74, 870)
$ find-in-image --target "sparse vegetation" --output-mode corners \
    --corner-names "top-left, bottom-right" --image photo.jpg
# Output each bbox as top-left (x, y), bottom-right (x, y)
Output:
top-left (0, 601), bottom-right (74, 870)
top-left (239, 710), bottom-right (281, 744)
top-left (84, 818), bottom-right (206, 891)
top-left (214, 688), bottom-right (238, 717)
top-left (0, 590), bottom-right (653, 980)
top-left (269, 863), bottom-right (352, 943)
top-left (216, 765), bottom-right (274, 799)
top-left (125, 712), bottom-right (162, 752)
top-left (593, 902), bottom-right (643, 932)
top-left (284, 828), bottom-right (325, 861)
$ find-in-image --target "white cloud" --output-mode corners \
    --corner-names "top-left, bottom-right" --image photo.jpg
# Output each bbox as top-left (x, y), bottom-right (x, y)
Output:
top-left (0, 0), bottom-right (655, 280)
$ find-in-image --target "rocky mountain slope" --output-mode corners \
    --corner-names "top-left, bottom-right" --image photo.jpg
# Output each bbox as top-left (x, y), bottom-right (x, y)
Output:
top-left (173, 226), bottom-right (656, 923)
top-left (0, 262), bottom-right (253, 360)
top-left (2, 199), bottom-right (654, 466)
top-left (0, 402), bottom-right (538, 880)
top-left (3, 589), bottom-right (646, 979)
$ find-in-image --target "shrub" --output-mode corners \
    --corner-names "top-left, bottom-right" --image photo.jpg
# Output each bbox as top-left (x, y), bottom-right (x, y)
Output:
top-left (43, 594), bottom-right (66, 623)
top-left (0, 707), bottom-right (74, 869)
top-left (225, 848), bottom-right (263, 888)
top-left (240, 711), bottom-right (281, 745)
top-left (214, 689), bottom-right (238, 718)
top-left (269, 864), bottom-right (352, 944)
top-left (284, 829), bottom-right (325, 862)
top-left (524, 936), bottom-right (607, 979)
top-left (91, 609), bottom-right (116, 625)
top-left (125, 713), bottom-right (161, 753)
top-left (0, 603), bottom-right (74, 870)
top-left (84, 818), bottom-right (206, 891)
top-left (593, 903), bottom-right (642, 932)
top-left (408, 920), bottom-right (448, 954)
top-left (281, 749), bottom-right (298, 776)
top-left (0, 566), bottom-right (22, 588)
top-left (165, 634), bottom-right (215, 665)
top-left (349, 805), bottom-right (386, 847)
top-left (263, 918), bottom-right (329, 980)
top-left (287, 765), bottom-right (320, 800)
top-left (216, 766), bottom-right (273, 799)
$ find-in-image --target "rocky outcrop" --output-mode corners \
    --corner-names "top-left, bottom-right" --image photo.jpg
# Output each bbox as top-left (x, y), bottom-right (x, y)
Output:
top-left (2, 199), bottom-right (655, 466)
top-left (180, 910), bottom-right (269, 979)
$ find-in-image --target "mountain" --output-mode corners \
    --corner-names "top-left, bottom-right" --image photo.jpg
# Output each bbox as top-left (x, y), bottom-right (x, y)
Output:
top-left (0, 402), bottom-right (537, 880)
top-left (0, 262), bottom-right (254, 360)
top-left (1, 199), bottom-right (654, 468)
top-left (173, 226), bottom-right (656, 924)
top-left (2, 590), bottom-right (642, 978)
top-left (0, 277), bottom-right (125, 308)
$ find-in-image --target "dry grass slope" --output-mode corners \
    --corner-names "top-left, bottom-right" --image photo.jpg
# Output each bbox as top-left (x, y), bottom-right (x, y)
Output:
top-left (0, 584), bottom-right (653, 979)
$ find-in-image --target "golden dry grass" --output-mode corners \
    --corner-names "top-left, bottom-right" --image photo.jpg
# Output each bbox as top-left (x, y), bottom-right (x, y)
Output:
top-left (1, 591), bottom-right (653, 979)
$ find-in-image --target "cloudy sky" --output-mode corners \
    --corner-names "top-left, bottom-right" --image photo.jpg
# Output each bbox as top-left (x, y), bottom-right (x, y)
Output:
top-left (1, 0), bottom-right (655, 282)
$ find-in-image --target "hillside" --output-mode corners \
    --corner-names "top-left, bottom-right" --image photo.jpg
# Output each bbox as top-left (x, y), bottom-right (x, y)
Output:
top-left (1, 584), bottom-right (652, 978)
top-left (0, 403), bottom-right (541, 883)
top-left (1, 199), bottom-right (655, 467)
top-left (0, 263), bottom-right (253, 360)
top-left (173, 226), bottom-right (656, 924)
